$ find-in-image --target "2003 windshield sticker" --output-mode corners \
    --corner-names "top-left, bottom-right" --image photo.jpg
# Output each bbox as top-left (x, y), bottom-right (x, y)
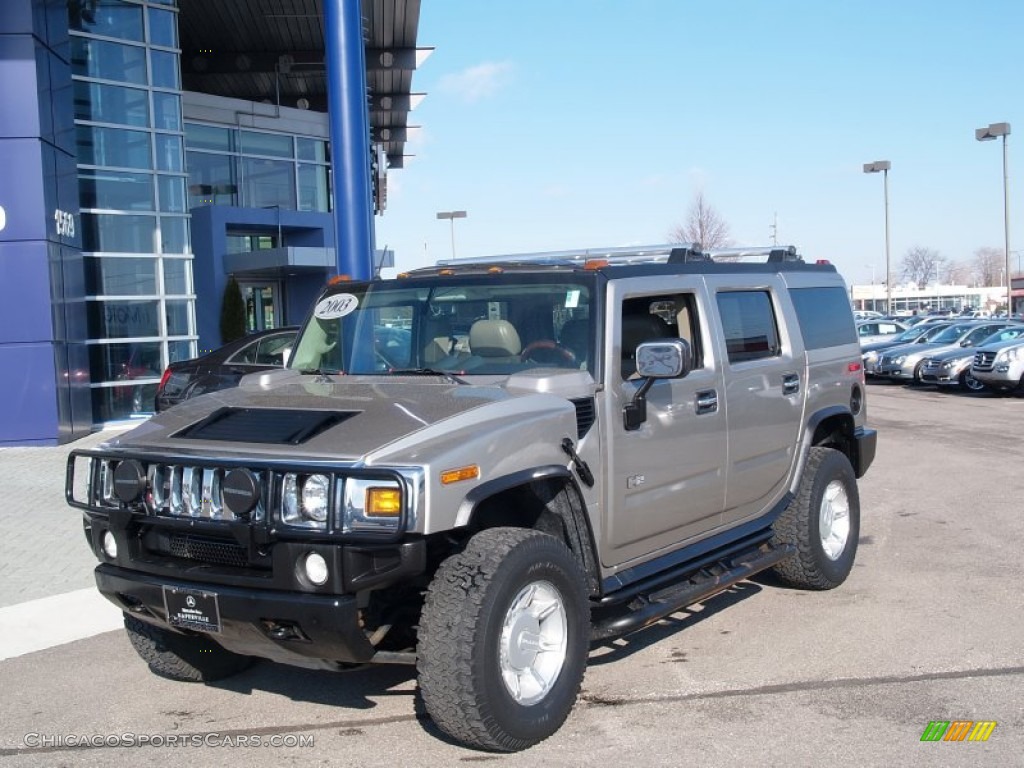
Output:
top-left (314, 294), bottom-right (359, 319)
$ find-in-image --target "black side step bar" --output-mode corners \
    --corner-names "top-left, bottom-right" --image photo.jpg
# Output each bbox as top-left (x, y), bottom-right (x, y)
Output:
top-left (590, 542), bottom-right (795, 642)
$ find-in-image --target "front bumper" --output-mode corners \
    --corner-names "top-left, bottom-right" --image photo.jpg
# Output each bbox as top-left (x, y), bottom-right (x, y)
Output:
top-left (96, 564), bottom-right (378, 664)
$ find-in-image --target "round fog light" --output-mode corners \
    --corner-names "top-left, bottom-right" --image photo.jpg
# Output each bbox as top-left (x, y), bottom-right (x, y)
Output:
top-left (102, 531), bottom-right (118, 559)
top-left (303, 552), bottom-right (329, 585)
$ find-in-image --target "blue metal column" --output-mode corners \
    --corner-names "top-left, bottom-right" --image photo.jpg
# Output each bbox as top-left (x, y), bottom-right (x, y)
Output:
top-left (323, 0), bottom-right (375, 280)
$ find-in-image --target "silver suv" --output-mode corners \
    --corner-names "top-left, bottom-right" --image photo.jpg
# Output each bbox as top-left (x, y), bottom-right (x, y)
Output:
top-left (971, 336), bottom-right (1024, 392)
top-left (66, 245), bottom-right (876, 751)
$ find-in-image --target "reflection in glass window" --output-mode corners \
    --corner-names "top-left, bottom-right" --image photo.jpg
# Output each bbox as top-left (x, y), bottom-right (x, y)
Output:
top-left (240, 131), bottom-right (293, 158)
top-left (187, 151), bottom-right (237, 206)
top-left (155, 134), bottom-right (183, 172)
top-left (157, 175), bottom-right (187, 212)
top-left (152, 91), bottom-right (181, 130)
top-left (89, 341), bottom-right (163, 384)
top-left (70, 37), bottom-right (147, 84)
top-left (85, 257), bottom-right (158, 296)
top-left (79, 170), bottom-right (154, 211)
top-left (168, 340), bottom-right (196, 364)
top-left (69, 1), bottom-right (144, 41)
top-left (76, 126), bottom-right (151, 169)
top-left (241, 157), bottom-right (296, 208)
top-left (88, 299), bottom-right (161, 338)
top-left (298, 163), bottom-right (330, 212)
top-left (159, 217), bottom-right (189, 254)
top-left (150, 49), bottom-right (179, 89)
top-left (163, 258), bottom-right (191, 295)
top-left (297, 137), bottom-right (328, 162)
top-left (81, 213), bottom-right (156, 253)
top-left (165, 300), bottom-right (191, 336)
top-left (716, 291), bottom-right (781, 363)
top-left (74, 81), bottom-right (149, 127)
top-left (185, 123), bottom-right (234, 152)
top-left (147, 7), bottom-right (178, 47)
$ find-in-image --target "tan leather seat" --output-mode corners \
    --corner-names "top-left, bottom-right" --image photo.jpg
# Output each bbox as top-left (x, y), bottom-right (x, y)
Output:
top-left (469, 319), bottom-right (522, 359)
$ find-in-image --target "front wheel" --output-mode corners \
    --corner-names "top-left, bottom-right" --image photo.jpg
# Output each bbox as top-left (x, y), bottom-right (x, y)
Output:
top-left (417, 528), bottom-right (590, 752)
top-left (958, 369), bottom-right (986, 393)
top-left (124, 615), bottom-right (254, 682)
top-left (771, 447), bottom-right (860, 590)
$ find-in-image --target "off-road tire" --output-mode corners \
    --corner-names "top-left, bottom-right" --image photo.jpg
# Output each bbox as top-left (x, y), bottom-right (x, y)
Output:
top-left (417, 527), bottom-right (590, 752)
top-left (771, 447), bottom-right (859, 590)
top-left (124, 614), bottom-right (254, 682)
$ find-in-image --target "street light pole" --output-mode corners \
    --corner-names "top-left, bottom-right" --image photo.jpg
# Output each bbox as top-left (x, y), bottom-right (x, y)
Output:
top-left (435, 210), bottom-right (467, 259)
top-left (863, 161), bottom-right (892, 314)
top-left (976, 122), bottom-right (1012, 315)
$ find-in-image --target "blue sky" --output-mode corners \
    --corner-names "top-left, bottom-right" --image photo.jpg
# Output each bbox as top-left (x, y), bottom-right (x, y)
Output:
top-left (375, 1), bottom-right (1024, 286)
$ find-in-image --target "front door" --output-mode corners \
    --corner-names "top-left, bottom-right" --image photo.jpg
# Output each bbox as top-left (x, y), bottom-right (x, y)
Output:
top-left (240, 282), bottom-right (280, 331)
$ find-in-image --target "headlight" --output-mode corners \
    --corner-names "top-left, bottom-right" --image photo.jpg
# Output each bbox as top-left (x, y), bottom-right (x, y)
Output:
top-left (1002, 348), bottom-right (1021, 362)
top-left (342, 478), bottom-right (403, 534)
top-left (282, 473), bottom-right (331, 528)
top-left (893, 354), bottom-right (907, 365)
top-left (863, 351), bottom-right (878, 364)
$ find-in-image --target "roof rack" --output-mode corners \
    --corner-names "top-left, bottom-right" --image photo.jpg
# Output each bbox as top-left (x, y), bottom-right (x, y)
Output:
top-left (432, 243), bottom-right (803, 269)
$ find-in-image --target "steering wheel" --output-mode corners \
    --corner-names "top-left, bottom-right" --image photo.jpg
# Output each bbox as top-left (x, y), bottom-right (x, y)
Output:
top-left (520, 339), bottom-right (576, 365)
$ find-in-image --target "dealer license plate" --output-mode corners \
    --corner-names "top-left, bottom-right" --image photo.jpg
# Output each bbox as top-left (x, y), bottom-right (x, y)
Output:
top-left (163, 587), bottom-right (221, 634)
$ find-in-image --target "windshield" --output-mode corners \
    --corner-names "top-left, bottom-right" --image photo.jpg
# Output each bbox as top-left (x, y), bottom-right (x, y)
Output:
top-left (289, 276), bottom-right (595, 376)
top-left (930, 323), bottom-right (976, 344)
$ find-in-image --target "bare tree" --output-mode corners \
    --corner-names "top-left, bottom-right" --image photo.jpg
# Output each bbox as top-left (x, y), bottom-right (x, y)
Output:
top-left (972, 247), bottom-right (1004, 286)
top-left (669, 192), bottom-right (731, 251)
top-left (940, 260), bottom-right (973, 285)
top-left (899, 246), bottom-right (945, 289)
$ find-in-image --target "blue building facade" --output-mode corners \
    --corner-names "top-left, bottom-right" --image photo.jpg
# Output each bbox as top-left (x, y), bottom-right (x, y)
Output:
top-left (0, 0), bottom-right (416, 445)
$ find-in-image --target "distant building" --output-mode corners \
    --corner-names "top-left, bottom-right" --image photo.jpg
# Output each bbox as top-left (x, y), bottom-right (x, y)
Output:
top-left (850, 281), bottom-right (1019, 315)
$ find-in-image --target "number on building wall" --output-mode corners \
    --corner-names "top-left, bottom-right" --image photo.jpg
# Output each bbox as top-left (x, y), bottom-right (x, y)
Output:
top-left (54, 209), bottom-right (75, 238)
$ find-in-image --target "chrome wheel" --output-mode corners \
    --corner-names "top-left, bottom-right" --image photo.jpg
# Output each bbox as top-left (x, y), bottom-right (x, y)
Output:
top-left (961, 371), bottom-right (985, 392)
top-left (499, 580), bottom-right (568, 705)
top-left (818, 479), bottom-right (851, 561)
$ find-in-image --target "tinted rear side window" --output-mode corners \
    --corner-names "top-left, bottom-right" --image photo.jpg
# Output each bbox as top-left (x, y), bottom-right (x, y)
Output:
top-left (789, 287), bottom-right (858, 349)
top-left (717, 291), bottom-right (781, 363)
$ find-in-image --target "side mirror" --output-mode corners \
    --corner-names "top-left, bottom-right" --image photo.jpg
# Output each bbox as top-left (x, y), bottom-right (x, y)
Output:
top-left (624, 339), bottom-right (693, 431)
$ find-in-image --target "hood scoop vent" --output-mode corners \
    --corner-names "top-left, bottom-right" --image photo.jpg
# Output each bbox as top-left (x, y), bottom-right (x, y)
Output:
top-left (174, 408), bottom-right (357, 445)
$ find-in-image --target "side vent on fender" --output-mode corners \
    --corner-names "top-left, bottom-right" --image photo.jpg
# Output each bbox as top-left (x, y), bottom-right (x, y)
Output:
top-left (571, 397), bottom-right (596, 439)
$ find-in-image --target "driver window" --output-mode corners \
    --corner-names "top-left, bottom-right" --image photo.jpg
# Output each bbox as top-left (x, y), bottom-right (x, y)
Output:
top-left (620, 294), bottom-right (702, 379)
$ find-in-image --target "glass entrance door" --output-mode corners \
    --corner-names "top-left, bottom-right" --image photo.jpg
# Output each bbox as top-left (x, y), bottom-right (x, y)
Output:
top-left (240, 282), bottom-right (280, 331)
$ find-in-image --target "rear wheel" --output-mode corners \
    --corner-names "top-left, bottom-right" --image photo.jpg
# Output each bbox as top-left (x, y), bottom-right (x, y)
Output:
top-left (124, 615), bottom-right (254, 682)
top-left (771, 447), bottom-right (860, 590)
top-left (417, 527), bottom-right (590, 752)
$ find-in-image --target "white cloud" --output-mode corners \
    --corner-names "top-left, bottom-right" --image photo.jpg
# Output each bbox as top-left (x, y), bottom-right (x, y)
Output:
top-left (438, 61), bottom-right (515, 103)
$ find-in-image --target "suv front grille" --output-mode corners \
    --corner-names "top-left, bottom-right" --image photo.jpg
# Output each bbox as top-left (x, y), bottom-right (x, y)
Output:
top-left (973, 350), bottom-right (996, 371)
top-left (167, 533), bottom-right (249, 568)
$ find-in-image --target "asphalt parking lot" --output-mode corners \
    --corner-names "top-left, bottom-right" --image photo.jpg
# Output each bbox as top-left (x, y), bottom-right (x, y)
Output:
top-left (0, 383), bottom-right (1021, 767)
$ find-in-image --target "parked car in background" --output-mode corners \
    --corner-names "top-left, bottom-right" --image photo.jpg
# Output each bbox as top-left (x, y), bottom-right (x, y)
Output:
top-left (856, 319), bottom-right (908, 346)
top-left (919, 326), bottom-right (1024, 392)
top-left (861, 321), bottom-right (954, 375)
top-left (971, 336), bottom-right (1024, 394)
top-left (155, 327), bottom-right (299, 412)
top-left (872, 321), bottom-right (1020, 384)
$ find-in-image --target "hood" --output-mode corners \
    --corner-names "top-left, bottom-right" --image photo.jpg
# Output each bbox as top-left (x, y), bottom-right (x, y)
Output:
top-left (102, 368), bottom-right (594, 463)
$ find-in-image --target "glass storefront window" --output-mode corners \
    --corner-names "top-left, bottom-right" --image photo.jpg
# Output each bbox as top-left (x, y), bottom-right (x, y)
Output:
top-left (185, 123), bottom-right (234, 152)
top-left (186, 151), bottom-right (237, 206)
top-left (76, 125), bottom-right (151, 169)
top-left (69, 1), bottom-right (144, 42)
top-left (70, 37), bottom-right (147, 84)
top-left (148, 7), bottom-right (178, 47)
top-left (80, 170), bottom-right (154, 211)
top-left (296, 137), bottom-right (328, 162)
top-left (168, 340), bottom-right (196, 364)
top-left (150, 50), bottom-right (179, 89)
top-left (155, 134), bottom-right (183, 172)
top-left (85, 256), bottom-right (158, 295)
top-left (241, 157), bottom-right (296, 208)
top-left (152, 91), bottom-right (181, 130)
top-left (81, 213), bottom-right (156, 253)
top-left (298, 163), bottom-right (330, 212)
top-left (157, 174), bottom-right (187, 212)
top-left (240, 130), bottom-right (293, 158)
top-left (165, 300), bottom-right (191, 335)
top-left (74, 81), bottom-right (149, 126)
top-left (89, 341), bottom-right (163, 385)
top-left (159, 217), bottom-right (190, 254)
top-left (88, 299), bottom-right (161, 338)
top-left (163, 258), bottom-right (191, 295)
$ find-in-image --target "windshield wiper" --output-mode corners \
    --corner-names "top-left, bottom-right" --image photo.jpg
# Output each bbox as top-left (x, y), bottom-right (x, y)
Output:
top-left (386, 368), bottom-right (467, 384)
